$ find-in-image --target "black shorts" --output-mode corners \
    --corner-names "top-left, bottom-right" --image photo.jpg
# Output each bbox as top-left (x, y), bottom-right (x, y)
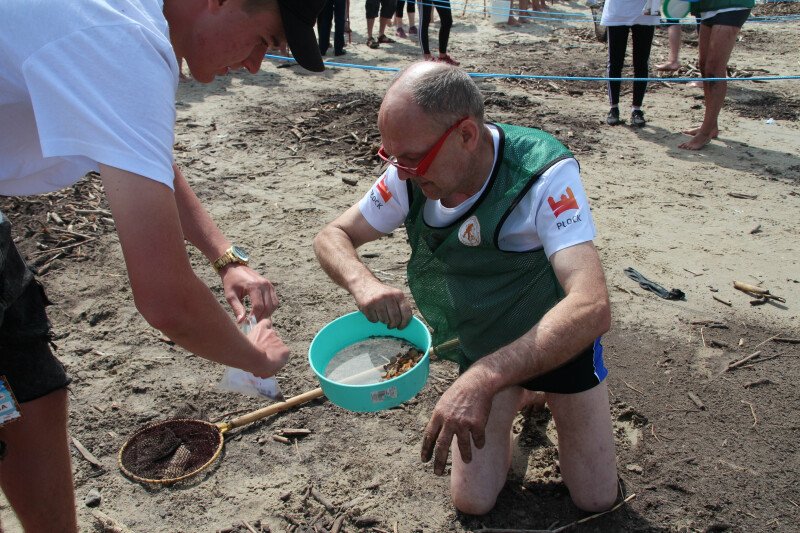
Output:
top-left (366, 0), bottom-right (396, 20)
top-left (1, 213), bottom-right (70, 404)
top-left (0, 281), bottom-right (70, 404)
top-left (701, 8), bottom-right (750, 28)
top-left (521, 338), bottom-right (608, 394)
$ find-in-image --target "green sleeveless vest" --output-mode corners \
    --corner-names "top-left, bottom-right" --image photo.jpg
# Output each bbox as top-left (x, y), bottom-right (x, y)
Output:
top-left (405, 123), bottom-right (573, 370)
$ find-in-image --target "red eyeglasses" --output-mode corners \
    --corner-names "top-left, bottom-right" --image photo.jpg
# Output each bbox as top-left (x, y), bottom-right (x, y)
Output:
top-left (377, 116), bottom-right (469, 177)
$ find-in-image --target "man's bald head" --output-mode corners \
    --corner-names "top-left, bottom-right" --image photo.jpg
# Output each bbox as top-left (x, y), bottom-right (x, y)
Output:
top-left (382, 62), bottom-right (485, 129)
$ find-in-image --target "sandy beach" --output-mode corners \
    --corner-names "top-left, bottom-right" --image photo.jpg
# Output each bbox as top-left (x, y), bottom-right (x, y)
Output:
top-left (1, 3), bottom-right (798, 532)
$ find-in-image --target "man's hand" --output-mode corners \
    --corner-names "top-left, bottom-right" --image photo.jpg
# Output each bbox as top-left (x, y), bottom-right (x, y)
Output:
top-left (421, 375), bottom-right (495, 475)
top-left (352, 277), bottom-right (413, 330)
top-left (220, 264), bottom-right (279, 323)
top-left (247, 318), bottom-right (290, 377)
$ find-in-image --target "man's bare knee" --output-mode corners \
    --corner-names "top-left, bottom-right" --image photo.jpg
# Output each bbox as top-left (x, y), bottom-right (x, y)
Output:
top-left (569, 481), bottom-right (619, 513)
top-left (703, 62), bottom-right (728, 80)
top-left (452, 491), bottom-right (499, 516)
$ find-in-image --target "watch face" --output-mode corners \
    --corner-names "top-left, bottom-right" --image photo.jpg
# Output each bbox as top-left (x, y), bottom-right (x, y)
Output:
top-left (231, 246), bottom-right (250, 262)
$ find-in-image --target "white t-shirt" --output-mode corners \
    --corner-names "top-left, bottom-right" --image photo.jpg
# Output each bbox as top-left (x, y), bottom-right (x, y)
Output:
top-left (358, 125), bottom-right (596, 259)
top-left (0, 0), bottom-right (178, 196)
top-left (601, 0), bottom-right (661, 26)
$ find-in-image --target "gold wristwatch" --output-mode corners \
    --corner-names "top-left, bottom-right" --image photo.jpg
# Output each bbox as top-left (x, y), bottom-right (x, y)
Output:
top-left (212, 245), bottom-right (250, 273)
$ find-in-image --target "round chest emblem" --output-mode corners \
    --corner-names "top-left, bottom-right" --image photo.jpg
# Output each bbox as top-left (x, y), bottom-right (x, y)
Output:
top-left (458, 215), bottom-right (481, 247)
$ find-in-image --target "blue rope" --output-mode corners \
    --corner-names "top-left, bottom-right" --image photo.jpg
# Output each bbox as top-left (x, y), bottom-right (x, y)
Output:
top-left (408, 0), bottom-right (800, 25)
top-left (265, 55), bottom-right (800, 82)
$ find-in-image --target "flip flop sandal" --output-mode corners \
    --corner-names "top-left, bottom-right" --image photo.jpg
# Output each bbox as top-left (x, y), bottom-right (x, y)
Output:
top-left (367, 37), bottom-right (379, 49)
top-left (623, 267), bottom-right (686, 300)
top-left (377, 35), bottom-right (396, 44)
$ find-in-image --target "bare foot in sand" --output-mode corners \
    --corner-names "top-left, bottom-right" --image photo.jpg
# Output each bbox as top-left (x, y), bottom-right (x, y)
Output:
top-left (682, 126), bottom-right (719, 138)
top-left (506, 16), bottom-right (522, 27)
top-left (656, 61), bottom-right (680, 72)
top-left (679, 132), bottom-right (714, 150)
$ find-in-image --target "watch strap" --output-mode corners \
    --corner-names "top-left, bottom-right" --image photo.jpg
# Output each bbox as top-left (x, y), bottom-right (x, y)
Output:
top-left (212, 247), bottom-right (247, 273)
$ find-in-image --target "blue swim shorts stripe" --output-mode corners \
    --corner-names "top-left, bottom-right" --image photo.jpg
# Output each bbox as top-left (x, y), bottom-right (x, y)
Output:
top-left (592, 337), bottom-right (609, 383)
top-left (521, 336), bottom-right (607, 394)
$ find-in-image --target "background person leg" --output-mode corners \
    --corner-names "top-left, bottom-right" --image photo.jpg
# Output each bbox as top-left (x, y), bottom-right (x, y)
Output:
top-left (605, 25), bottom-right (630, 125)
top-left (679, 24), bottom-right (739, 149)
top-left (656, 23), bottom-right (682, 71)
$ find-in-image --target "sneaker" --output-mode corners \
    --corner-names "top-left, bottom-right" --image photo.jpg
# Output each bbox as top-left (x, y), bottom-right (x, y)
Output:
top-left (377, 34), bottom-right (396, 44)
top-left (606, 108), bottom-right (621, 126)
top-left (630, 110), bottom-right (646, 127)
top-left (366, 36), bottom-right (379, 49)
top-left (334, 49), bottom-right (347, 56)
top-left (437, 54), bottom-right (460, 66)
top-left (396, 26), bottom-right (407, 39)
top-left (408, 25), bottom-right (418, 36)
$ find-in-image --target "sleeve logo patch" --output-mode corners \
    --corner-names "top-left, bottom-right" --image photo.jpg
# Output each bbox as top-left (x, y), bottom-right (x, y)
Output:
top-left (458, 215), bottom-right (481, 247)
top-left (547, 187), bottom-right (579, 217)
top-left (376, 175), bottom-right (393, 202)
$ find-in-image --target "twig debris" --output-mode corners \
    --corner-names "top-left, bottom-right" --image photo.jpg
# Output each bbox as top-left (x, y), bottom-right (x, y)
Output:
top-left (687, 392), bottom-right (706, 410)
top-left (741, 400), bottom-right (758, 428)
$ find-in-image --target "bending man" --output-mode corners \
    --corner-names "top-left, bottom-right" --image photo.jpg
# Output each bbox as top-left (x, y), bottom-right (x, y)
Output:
top-left (314, 62), bottom-right (618, 514)
top-left (0, 1), bottom-right (325, 531)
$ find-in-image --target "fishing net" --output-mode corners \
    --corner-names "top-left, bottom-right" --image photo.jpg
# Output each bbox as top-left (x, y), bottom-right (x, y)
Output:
top-left (118, 419), bottom-right (223, 485)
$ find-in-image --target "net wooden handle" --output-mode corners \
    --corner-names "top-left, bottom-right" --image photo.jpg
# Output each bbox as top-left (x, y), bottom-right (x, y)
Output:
top-left (430, 338), bottom-right (460, 357)
top-left (226, 387), bottom-right (324, 430)
top-left (223, 337), bottom-right (458, 431)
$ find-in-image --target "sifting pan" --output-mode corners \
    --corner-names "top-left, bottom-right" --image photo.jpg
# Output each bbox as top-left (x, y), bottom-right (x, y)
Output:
top-left (118, 388), bottom-right (324, 485)
top-left (118, 337), bottom-right (459, 485)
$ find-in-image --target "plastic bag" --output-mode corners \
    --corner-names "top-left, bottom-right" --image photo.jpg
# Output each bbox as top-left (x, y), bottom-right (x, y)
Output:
top-left (217, 316), bottom-right (284, 400)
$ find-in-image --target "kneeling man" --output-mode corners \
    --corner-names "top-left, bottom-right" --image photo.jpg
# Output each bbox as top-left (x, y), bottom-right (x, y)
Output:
top-left (314, 62), bottom-right (618, 514)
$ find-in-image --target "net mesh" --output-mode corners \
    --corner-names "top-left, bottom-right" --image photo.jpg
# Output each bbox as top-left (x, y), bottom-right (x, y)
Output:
top-left (406, 124), bottom-right (571, 368)
top-left (119, 419), bottom-right (223, 483)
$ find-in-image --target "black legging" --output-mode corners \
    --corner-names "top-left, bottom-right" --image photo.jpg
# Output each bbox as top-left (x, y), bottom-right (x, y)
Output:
top-left (317, 0), bottom-right (347, 55)
top-left (606, 25), bottom-right (655, 107)
top-left (395, 0), bottom-right (416, 16)
top-left (419, 0), bottom-right (453, 55)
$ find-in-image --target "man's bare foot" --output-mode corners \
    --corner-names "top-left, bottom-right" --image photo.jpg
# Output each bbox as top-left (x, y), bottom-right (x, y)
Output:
top-left (655, 61), bottom-right (680, 72)
top-left (679, 132), bottom-right (713, 150)
top-left (506, 16), bottom-right (522, 26)
top-left (682, 126), bottom-right (718, 138)
top-left (517, 389), bottom-right (547, 415)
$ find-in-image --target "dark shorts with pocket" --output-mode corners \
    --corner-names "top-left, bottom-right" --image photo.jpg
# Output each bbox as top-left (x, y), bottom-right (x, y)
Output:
top-left (1, 210), bottom-right (71, 404)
